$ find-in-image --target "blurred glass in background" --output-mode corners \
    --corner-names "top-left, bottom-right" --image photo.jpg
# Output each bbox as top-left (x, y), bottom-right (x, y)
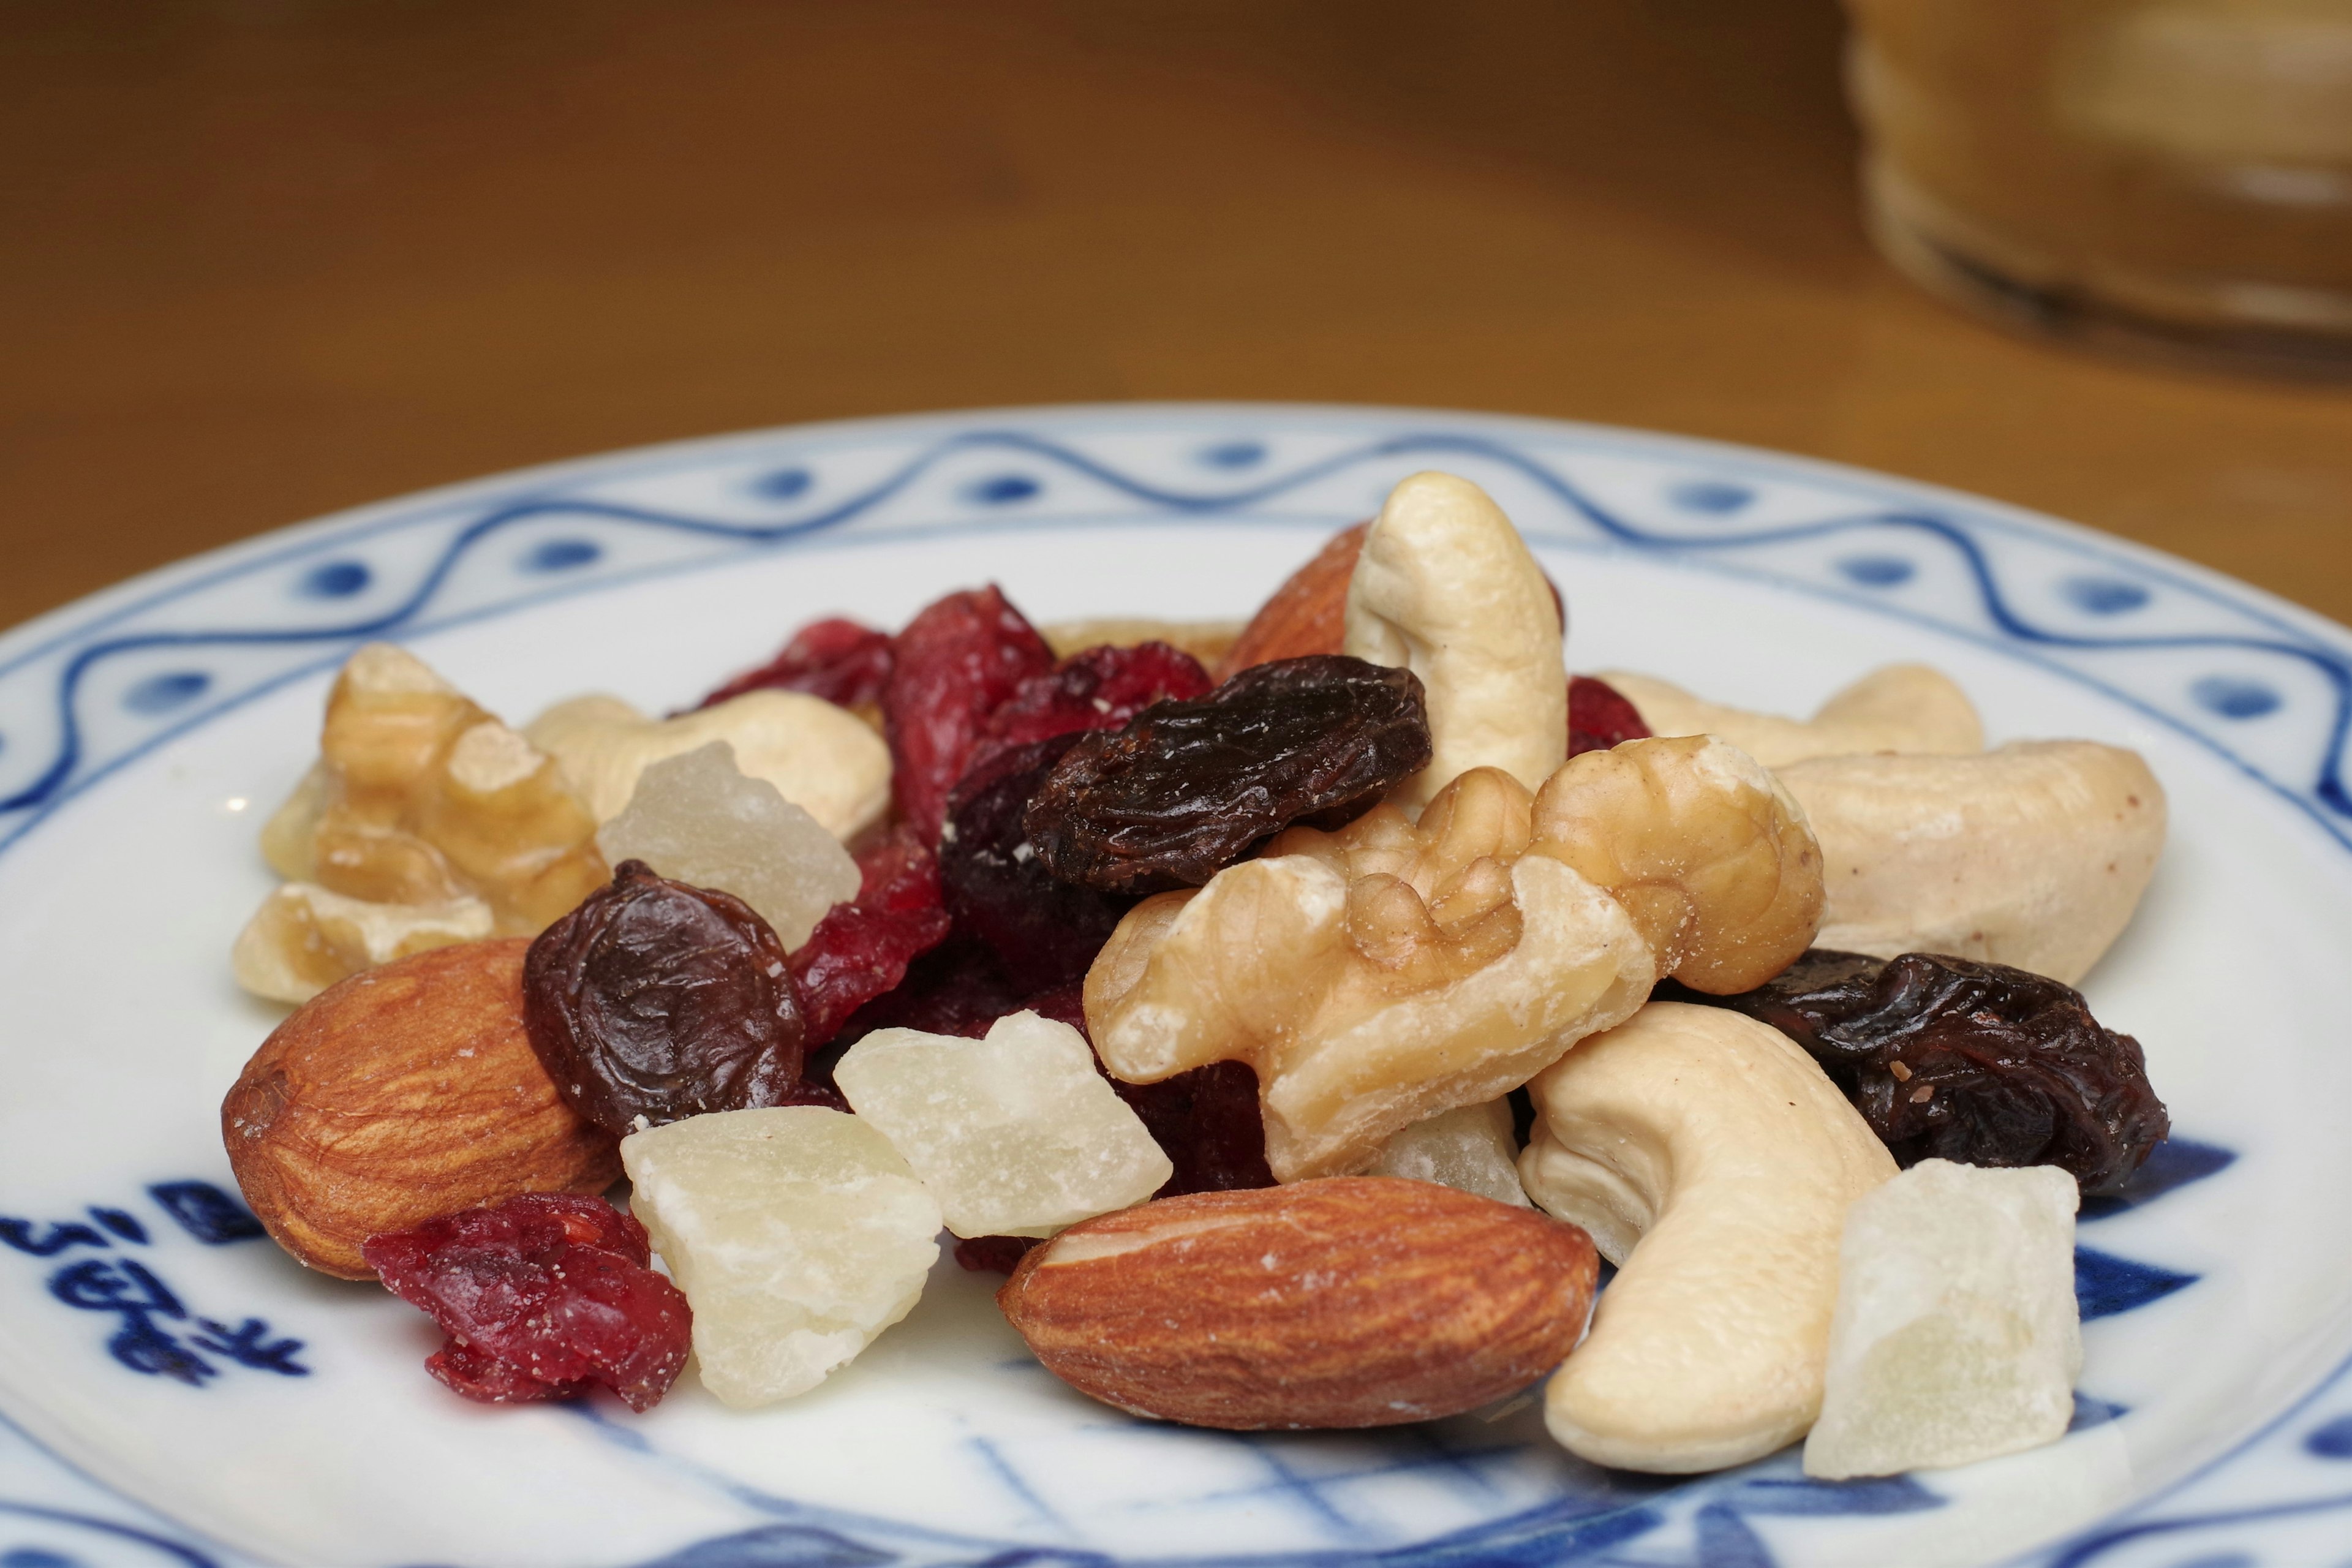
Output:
top-left (1847, 0), bottom-right (2352, 374)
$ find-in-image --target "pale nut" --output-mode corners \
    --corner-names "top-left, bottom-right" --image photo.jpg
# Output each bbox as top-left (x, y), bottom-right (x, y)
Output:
top-left (1086, 767), bottom-right (1654, 1182)
top-left (230, 882), bottom-right (494, 1005)
top-left (1343, 473), bottom-right (1566, 807)
top-left (524, 688), bottom-right (889, 842)
top-left (1531, 734), bottom-right (1825, 993)
top-left (221, 938), bottom-right (620, 1279)
top-left (998, 1177), bottom-right (1598, 1429)
top-left (1521, 1001), bottom-right (1896, 1472)
top-left (1596, 664), bottom-right (1984, 767)
top-left (1776, 740), bottom-right (2166, 985)
top-left (257, 643), bottom-right (608, 935)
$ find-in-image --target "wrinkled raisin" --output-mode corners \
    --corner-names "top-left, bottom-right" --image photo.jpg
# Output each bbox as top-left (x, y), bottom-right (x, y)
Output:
top-left (941, 733), bottom-right (1136, 992)
top-left (363, 1193), bottom-right (690, 1412)
top-left (1025, 655), bottom-right (1433, 893)
top-left (1568, 674), bottom-right (1651, 758)
top-left (525, 861), bottom-right (821, 1137)
top-left (953, 1234), bottom-right (1042, 1273)
top-left (696, 617), bottom-right (893, 712)
top-left (1670, 949), bottom-right (2169, 1194)
top-left (882, 586), bottom-right (1055, 845)
top-left (790, 829), bottom-right (954, 1050)
top-left (966, 641), bottom-right (1213, 781)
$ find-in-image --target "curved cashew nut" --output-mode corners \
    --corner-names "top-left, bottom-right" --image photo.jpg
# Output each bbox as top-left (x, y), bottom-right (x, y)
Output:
top-left (525, 689), bottom-right (891, 842)
top-left (1531, 735), bottom-right (1824, 993)
top-left (1597, 665), bottom-right (1983, 768)
top-left (1521, 1002), bottom-right (1896, 1472)
top-left (1343, 472), bottom-right (1566, 808)
top-left (1087, 769), bottom-right (1654, 1182)
top-left (1776, 740), bottom-right (2165, 985)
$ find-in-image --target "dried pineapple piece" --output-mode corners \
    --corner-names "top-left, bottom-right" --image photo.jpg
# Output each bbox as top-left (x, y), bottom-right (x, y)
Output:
top-left (597, 742), bottom-right (858, 949)
top-left (1368, 1099), bottom-right (1528, 1207)
top-left (834, 1011), bottom-right (1172, 1238)
top-left (621, 1107), bottom-right (943, 1408)
top-left (1804, 1159), bottom-right (2082, 1479)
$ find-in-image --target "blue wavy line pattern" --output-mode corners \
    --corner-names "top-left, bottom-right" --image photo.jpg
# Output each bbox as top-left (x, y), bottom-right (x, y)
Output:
top-left (0, 410), bottom-right (2340, 1568)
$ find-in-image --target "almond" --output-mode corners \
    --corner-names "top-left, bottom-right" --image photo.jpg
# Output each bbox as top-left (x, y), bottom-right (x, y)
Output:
top-left (997, 1177), bottom-right (1597, 1429)
top-left (1217, 522), bottom-right (1367, 679)
top-left (222, 937), bottom-right (620, 1279)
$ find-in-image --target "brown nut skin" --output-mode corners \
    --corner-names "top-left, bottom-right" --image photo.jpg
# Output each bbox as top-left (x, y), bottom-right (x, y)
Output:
top-left (1217, 522), bottom-right (1370, 679)
top-left (221, 938), bottom-right (620, 1280)
top-left (998, 1177), bottom-right (1597, 1430)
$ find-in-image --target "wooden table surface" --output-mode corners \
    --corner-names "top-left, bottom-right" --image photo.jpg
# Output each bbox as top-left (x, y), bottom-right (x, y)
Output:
top-left (6, 0), bottom-right (2351, 635)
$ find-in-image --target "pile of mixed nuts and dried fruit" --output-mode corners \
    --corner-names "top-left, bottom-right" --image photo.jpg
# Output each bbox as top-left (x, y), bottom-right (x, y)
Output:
top-left (219, 470), bottom-right (2170, 1481)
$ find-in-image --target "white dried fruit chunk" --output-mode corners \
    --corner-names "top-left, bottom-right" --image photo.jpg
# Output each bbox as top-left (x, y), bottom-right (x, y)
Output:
top-left (526, 688), bottom-right (891, 842)
top-left (597, 741), bottom-right (859, 949)
top-left (1598, 665), bottom-right (1983, 767)
top-left (834, 1011), bottom-right (1172, 1238)
top-left (1804, 1159), bottom-right (2082, 1479)
top-left (620, 1107), bottom-right (942, 1408)
top-left (230, 883), bottom-right (495, 1004)
top-left (1368, 1100), bottom-right (1528, 1207)
top-left (1344, 471), bottom-right (1567, 808)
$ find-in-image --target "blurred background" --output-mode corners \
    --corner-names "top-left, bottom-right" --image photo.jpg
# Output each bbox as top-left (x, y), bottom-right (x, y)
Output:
top-left (4, 0), bottom-right (2350, 631)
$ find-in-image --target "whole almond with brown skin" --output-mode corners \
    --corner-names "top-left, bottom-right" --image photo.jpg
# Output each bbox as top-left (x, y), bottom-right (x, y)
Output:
top-left (998, 1177), bottom-right (1597, 1429)
top-left (1216, 521), bottom-right (1368, 680)
top-left (222, 937), bottom-right (619, 1279)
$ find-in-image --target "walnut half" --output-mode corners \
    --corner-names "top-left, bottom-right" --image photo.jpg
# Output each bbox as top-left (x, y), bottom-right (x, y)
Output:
top-left (1084, 741), bottom-right (1823, 1181)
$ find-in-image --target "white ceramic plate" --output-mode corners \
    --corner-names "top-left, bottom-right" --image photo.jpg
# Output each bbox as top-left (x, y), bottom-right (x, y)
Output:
top-left (4, 404), bottom-right (2351, 1568)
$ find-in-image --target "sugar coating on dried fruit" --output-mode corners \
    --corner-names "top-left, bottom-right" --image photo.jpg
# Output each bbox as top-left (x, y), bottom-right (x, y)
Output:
top-left (620, 1106), bottom-right (943, 1407)
top-left (524, 861), bottom-right (817, 1138)
top-left (363, 1192), bottom-right (691, 1412)
top-left (1027, 655), bottom-right (1433, 894)
top-left (1369, 1100), bottom-right (1528, 1207)
top-left (231, 882), bottom-right (494, 1004)
top-left (597, 742), bottom-right (859, 950)
top-left (835, 1009), bottom-right (1172, 1238)
top-left (1804, 1159), bottom-right (2081, 1479)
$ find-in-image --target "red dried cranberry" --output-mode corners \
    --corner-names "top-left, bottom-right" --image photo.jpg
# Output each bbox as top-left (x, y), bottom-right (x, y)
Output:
top-left (363, 1194), bottom-right (690, 1412)
top-left (696, 617), bottom-right (894, 712)
top-left (941, 733), bottom-right (1136, 992)
top-left (964, 642), bottom-right (1213, 782)
top-left (881, 586), bottom-right (1055, 845)
top-left (790, 829), bottom-right (955, 1050)
top-left (1567, 675), bottom-right (1651, 758)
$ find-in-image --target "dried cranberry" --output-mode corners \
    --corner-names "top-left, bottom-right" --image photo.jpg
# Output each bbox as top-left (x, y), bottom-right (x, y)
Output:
top-left (1027, 655), bottom-right (1433, 893)
top-left (882, 586), bottom-right (1055, 845)
top-left (696, 617), bottom-right (894, 711)
top-left (827, 939), bottom-right (1029, 1053)
top-left (790, 829), bottom-right (954, 1050)
top-left (965, 642), bottom-right (1213, 780)
top-left (941, 733), bottom-right (1136, 992)
top-left (1670, 949), bottom-right (2170, 1194)
top-left (524, 861), bottom-right (819, 1137)
top-left (1568, 674), bottom-right (1651, 758)
top-left (363, 1194), bottom-right (690, 1412)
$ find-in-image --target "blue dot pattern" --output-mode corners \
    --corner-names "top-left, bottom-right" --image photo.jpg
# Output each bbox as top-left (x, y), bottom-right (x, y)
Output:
top-left (963, 474), bottom-right (1041, 505)
top-left (753, 467), bottom-right (813, 500)
top-left (522, 538), bottom-right (601, 572)
top-left (1199, 440), bottom-right (1267, 469)
top-left (1668, 480), bottom-right (1754, 514)
top-left (1838, 555), bottom-right (1916, 588)
top-left (2063, 576), bottom-right (2152, 615)
top-left (2192, 676), bottom-right (2281, 720)
top-left (298, 560), bottom-right (371, 598)
top-left (121, 673), bottom-right (209, 715)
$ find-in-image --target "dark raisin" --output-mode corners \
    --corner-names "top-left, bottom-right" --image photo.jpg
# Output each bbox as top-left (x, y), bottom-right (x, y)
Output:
top-left (790, 828), bottom-right (954, 1050)
top-left (952, 982), bottom-right (1275, 1273)
top-left (1669, 949), bottom-right (2169, 1194)
top-left (695, 617), bottom-right (893, 712)
top-left (941, 733), bottom-right (1136, 992)
top-left (967, 641), bottom-right (1213, 780)
top-left (363, 1193), bottom-right (691, 1412)
top-left (1568, 674), bottom-right (1651, 758)
top-left (524, 861), bottom-right (820, 1137)
top-left (881, 586), bottom-right (1056, 845)
top-left (1025, 655), bottom-right (1433, 893)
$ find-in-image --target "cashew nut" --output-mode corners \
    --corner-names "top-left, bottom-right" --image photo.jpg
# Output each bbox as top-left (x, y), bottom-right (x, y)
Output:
top-left (1522, 1002), bottom-right (1896, 1472)
top-left (1531, 734), bottom-right (1825, 993)
top-left (1343, 472), bottom-right (1566, 808)
top-left (524, 688), bottom-right (890, 842)
top-left (1087, 768), bottom-right (1654, 1182)
top-left (1777, 741), bottom-right (2165, 985)
top-left (1597, 665), bottom-right (1983, 767)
